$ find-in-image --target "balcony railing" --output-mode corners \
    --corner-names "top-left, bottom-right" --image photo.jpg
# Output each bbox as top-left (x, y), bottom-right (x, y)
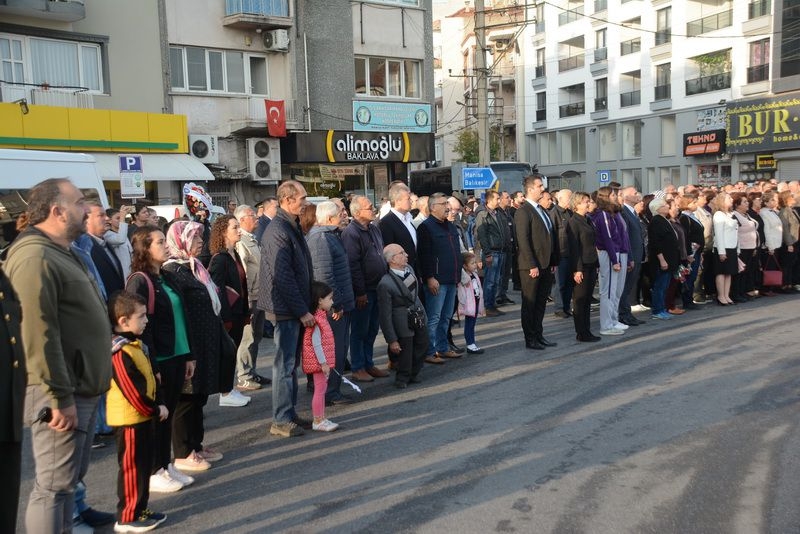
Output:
top-left (0, 83), bottom-right (94, 108)
top-left (594, 47), bottom-right (607, 62)
top-left (558, 54), bottom-right (584, 72)
top-left (685, 72), bottom-right (732, 95)
top-left (535, 65), bottom-right (546, 78)
top-left (749, 0), bottom-right (771, 19)
top-left (594, 97), bottom-right (607, 111)
top-left (620, 90), bottom-right (641, 107)
top-left (535, 109), bottom-right (547, 121)
top-left (747, 64), bottom-right (769, 83)
top-left (225, 0), bottom-right (289, 17)
top-left (654, 84), bottom-right (671, 100)
top-left (620, 38), bottom-right (641, 55)
top-left (248, 97), bottom-right (297, 124)
top-left (558, 6), bottom-right (583, 26)
top-left (687, 9), bottom-right (733, 36)
top-left (595, 0), bottom-right (607, 11)
top-left (655, 30), bottom-right (671, 45)
top-left (559, 102), bottom-right (585, 118)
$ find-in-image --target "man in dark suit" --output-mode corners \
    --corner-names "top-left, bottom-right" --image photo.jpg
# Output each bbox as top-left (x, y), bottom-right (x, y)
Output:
top-left (86, 203), bottom-right (125, 297)
top-left (618, 187), bottom-right (646, 326)
top-left (515, 175), bottom-right (559, 350)
top-left (379, 182), bottom-right (417, 270)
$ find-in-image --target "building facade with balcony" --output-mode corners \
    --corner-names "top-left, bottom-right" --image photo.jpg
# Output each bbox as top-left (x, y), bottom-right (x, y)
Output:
top-left (521, 0), bottom-right (786, 193)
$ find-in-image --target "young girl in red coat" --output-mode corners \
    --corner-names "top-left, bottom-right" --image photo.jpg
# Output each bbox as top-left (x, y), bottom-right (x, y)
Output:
top-left (457, 252), bottom-right (486, 354)
top-left (302, 281), bottom-right (339, 432)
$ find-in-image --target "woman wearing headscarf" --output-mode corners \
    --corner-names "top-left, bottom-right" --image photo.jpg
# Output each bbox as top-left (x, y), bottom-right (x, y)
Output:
top-left (162, 221), bottom-right (231, 474)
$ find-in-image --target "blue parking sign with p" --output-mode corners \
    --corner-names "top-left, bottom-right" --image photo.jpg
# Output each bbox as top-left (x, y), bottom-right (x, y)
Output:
top-left (120, 155), bottom-right (142, 172)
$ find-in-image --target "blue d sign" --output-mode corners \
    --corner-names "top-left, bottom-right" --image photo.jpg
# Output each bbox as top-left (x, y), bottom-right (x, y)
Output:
top-left (598, 170), bottom-right (610, 183)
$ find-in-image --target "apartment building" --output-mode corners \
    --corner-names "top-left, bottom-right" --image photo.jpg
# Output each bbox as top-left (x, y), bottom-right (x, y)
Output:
top-left (521, 0), bottom-right (795, 193)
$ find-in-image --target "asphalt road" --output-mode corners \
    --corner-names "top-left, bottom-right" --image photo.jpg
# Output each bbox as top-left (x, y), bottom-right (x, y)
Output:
top-left (17, 291), bottom-right (800, 533)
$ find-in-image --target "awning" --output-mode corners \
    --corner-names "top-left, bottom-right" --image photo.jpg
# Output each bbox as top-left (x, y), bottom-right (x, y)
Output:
top-left (91, 153), bottom-right (214, 182)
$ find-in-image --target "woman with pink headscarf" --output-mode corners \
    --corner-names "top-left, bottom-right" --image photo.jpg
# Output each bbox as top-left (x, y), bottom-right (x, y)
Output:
top-left (161, 220), bottom-right (237, 475)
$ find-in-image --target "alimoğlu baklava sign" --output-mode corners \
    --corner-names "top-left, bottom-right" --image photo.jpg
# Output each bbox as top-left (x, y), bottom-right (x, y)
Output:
top-left (726, 95), bottom-right (800, 153)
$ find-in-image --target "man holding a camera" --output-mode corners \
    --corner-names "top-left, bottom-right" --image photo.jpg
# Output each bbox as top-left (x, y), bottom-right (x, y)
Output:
top-left (377, 244), bottom-right (429, 388)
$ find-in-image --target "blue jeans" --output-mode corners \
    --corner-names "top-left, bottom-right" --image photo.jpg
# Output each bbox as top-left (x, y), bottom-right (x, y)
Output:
top-left (556, 255), bottom-right (574, 314)
top-left (349, 291), bottom-right (379, 372)
top-left (464, 315), bottom-right (477, 346)
top-left (682, 250), bottom-right (701, 306)
top-left (482, 251), bottom-right (504, 309)
top-left (652, 270), bottom-right (671, 315)
top-left (424, 283), bottom-right (457, 355)
top-left (272, 319), bottom-right (302, 423)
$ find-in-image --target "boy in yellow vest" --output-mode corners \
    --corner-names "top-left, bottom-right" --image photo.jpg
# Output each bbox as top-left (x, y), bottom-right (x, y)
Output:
top-left (107, 291), bottom-right (168, 533)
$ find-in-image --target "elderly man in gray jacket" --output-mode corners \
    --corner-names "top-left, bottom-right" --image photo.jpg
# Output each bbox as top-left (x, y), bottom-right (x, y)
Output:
top-left (377, 243), bottom-right (429, 388)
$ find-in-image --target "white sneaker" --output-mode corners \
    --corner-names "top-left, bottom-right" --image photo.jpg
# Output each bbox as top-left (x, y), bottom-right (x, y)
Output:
top-left (600, 329), bottom-right (624, 336)
top-left (312, 419), bottom-right (339, 432)
top-left (149, 468), bottom-right (183, 493)
top-left (219, 389), bottom-right (250, 407)
top-left (614, 322), bottom-right (629, 330)
top-left (631, 304), bottom-right (651, 312)
top-left (168, 463), bottom-right (195, 486)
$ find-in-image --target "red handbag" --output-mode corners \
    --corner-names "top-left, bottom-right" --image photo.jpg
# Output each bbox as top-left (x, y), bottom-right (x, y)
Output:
top-left (762, 254), bottom-right (783, 287)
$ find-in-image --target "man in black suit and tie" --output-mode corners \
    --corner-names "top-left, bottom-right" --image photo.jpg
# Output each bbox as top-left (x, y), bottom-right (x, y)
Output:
top-left (515, 175), bottom-right (559, 350)
top-left (86, 203), bottom-right (125, 297)
top-left (618, 187), bottom-right (646, 326)
top-left (379, 183), bottom-right (417, 270)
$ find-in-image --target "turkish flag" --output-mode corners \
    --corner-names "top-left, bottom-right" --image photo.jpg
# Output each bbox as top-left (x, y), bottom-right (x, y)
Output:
top-left (266, 99), bottom-right (286, 137)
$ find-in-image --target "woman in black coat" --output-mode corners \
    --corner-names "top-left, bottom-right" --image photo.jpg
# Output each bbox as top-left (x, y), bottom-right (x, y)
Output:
top-left (648, 197), bottom-right (681, 319)
top-left (566, 192), bottom-right (600, 342)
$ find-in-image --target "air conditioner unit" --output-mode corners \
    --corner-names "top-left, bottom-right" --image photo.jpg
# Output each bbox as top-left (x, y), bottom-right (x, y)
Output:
top-left (188, 134), bottom-right (219, 164)
top-left (494, 41), bottom-right (508, 52)
top-left (263, 29), bottom-right (289, 52)
top-left (247, 138), bottom-right (282, 183)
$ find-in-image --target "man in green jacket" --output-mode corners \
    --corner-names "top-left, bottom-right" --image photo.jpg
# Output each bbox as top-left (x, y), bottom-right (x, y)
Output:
top-left (5, 178), bottom-right (111, 533)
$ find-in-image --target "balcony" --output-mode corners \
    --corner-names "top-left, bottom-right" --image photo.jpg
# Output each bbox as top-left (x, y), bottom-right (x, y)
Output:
top-left (558, 5), bottom-right (583, 26)
top-left (654, 84), bottom-right (671, 100)
top-left (535, 65), bottom-right (546, 78)
top-left (0, 83), bottom-right (94, 108)
top-left (594, 0), bottom-right (607, 11)
top-left (687, 10), bottom-right (733, 37)
top-left (685, 72), bottom-right (731, 95)
top-left (620, 90), bottom-right (641, 107)
top-left (655, 30), bottom-right (671, 45)
top-left (620, 38), bottom-right (641, 56)
top-left (223, 0), bottom-right (291, 29)
top-left (749, 0), bottom-right (771, 19)
top-left (558, 54), bottom-right (584, 73)
top-left (559, 102), bottom-right (585, 118)
top-left (594, 96), bottom-right (607, 111)
top-left (0, 0), bottom-right (85, 22)
top-left (747, 64), bottom-right (769, 83)
top-left (594, 47), bottom-right (607, 62)
top-left (536, 109), bottom-right (546, 121)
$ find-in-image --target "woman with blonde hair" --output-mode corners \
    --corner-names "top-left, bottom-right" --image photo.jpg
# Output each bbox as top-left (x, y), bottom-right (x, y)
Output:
top-left (712, 192), bottom-right (739, 305)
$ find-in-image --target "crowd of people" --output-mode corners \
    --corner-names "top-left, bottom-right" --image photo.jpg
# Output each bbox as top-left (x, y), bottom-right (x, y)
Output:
top-left (2, 175), bottom-right (799, 533)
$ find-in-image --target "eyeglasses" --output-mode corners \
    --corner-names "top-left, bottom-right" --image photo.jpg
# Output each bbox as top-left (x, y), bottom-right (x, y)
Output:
top-left (393, 251), bottom-right (408, 257)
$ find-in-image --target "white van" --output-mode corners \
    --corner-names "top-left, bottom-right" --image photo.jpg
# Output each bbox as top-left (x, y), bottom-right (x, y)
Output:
top-left (0, 149), bottom-right (109, 248)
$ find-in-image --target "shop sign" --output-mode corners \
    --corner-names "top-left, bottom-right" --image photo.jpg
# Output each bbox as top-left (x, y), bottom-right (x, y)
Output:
top-left (326, 131), bottom-right (412, 162)
top-left (756, 154), bottom-right (776, 170)
top-left (727, 94), bottom-right (800, 153)
top-left (353, 101), bottom-right (432, 133)
top-left (683, 129), bottom-right (726, 156)
top-left (696, 107), bottom-right (726, 131)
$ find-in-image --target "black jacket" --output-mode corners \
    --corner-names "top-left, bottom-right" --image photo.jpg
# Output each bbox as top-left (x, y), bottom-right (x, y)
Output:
top-left (342, 219), bottom-right (387, 295)
top-left (515, 201), bottom-right (559, 270)
top-left (648, 215), bottom-right (681, 272)
top-left (417, 215), bottom-right (462, 285)
top-left (566, 214), bottom-right (598, 273)
top-left (209, 251), bottom-right (249, 322)
top-left (550, 205), bottom-right (573, 256)
top-left (379, 211), bottom-right (418, 271)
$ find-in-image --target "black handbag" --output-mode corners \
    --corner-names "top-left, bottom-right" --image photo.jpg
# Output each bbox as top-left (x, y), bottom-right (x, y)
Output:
top-left (388, 271), bottom-right (426, 330)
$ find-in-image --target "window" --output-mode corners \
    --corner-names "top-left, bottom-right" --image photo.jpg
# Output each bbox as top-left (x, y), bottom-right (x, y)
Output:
top-left (656, 8), bottom-right (671, 45)
top-left (560, 128), bottom-right (585, 163)
top-left (595, 78), bottom-right (607, 111)
top-left (537, 131), bottom-right (557, 165)
top-left (620, 70), bottom-right (641, 107)
top-left (170, 46), bottom-right (258, 94)
top-left (748, 38), bottom-right (770, 83)
top-left (598, 123), bottom-right (616, 161)
top-left (622, 120), bottom-right (642, 158)
top-left (354, 56), bottom-right (421, 98)
top-left (535, 3), bottom-right (545, 32)
top-left (595, 29), bottom-right (607, 61)
top-left (655, 63), bottom-right (671, 100)
top-left (661, 115), bottom-right (676, 155)
top-left (23, 36), bottom-right (103, 91)
top-left (536, 92), bottom-right (546, 122)
top-left (535, 48), bottom-right (546, 78)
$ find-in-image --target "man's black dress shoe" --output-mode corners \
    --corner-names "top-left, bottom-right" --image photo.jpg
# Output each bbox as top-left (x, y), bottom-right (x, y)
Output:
top-left (576, 334), bottom-right (602, 342)
top-left (619, 317), bottom-right (640, 326)
top-left (449, 343), bottom-right (466, 355)
top-left (525, 341), bottom-right (545, 350)
top-left (536, 336), bottom-right (557, 347)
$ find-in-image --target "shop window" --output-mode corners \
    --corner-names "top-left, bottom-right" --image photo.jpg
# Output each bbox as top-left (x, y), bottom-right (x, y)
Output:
top-left (560, 128), bottom-right (585, 163)
top-left (598, 123), bottom-right (616, 161)
top-left (621, 120), bottom-right (642, 158)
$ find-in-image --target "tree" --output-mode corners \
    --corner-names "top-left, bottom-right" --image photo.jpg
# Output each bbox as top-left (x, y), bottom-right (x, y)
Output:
top-left (453, 128), bottom-right (499, 163)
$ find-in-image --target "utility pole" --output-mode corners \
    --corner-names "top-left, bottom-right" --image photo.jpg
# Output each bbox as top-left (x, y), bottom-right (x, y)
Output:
top-left (475, 0), bottom-right (490, 167)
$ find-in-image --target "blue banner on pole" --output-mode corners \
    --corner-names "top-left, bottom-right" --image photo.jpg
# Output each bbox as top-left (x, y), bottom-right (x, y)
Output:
top-left (462, 167), bottom-right (497, 189)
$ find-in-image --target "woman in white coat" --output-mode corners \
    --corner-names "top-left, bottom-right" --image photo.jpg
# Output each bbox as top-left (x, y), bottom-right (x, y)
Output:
top-left (712, 192), bottom-right (739, 305)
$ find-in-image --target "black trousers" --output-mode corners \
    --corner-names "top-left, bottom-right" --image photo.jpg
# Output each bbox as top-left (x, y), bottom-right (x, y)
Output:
top-left (0, 440), bottom-right (21, 533)
top-left (172, 393), bottom-right (208, 459)
top-left (395, 330), bottom-right (429, 384)
top-left (572, 265), bottom-right (598, 338)
top-left (520, 267), bottom-right (553, 343)
top-left (153, 356), bottom-right (185, 472)
top-left (116, 420), bottom-right (154, 523)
